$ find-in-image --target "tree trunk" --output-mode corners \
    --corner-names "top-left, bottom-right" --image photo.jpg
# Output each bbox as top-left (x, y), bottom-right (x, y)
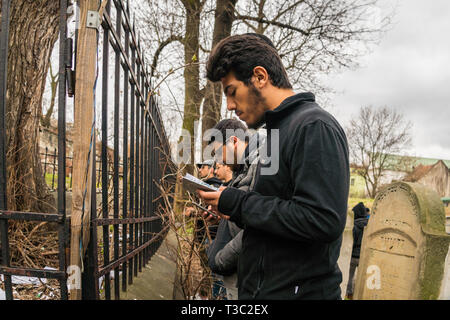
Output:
top-left (181, 0), bottom-right (202, 168)
top-left (2, 1), bottom-right (59, 213)
top-left (174, 0), bottom-right (204, 214)
top-left (201, 0), bottom-right (237, 147)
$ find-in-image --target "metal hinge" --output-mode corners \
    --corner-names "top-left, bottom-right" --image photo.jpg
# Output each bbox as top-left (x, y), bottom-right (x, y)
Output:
top-left (86, 10), bottom-right (101, 30)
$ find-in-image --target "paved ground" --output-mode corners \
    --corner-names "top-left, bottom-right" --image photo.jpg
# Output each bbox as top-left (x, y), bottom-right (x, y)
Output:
top-left (119, 230), bottom-right (178, 300)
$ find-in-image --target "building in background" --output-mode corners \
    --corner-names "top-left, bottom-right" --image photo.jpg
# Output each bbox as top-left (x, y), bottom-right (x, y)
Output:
top-left (350, 155), bottom-right (450, 198)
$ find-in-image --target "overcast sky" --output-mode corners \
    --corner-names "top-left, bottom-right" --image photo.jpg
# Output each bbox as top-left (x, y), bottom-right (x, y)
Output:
top-left (323, 0), bottom-right (450, 160)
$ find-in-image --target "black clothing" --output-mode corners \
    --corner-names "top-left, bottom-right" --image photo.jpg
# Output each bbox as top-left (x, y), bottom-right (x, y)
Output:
top-left (205, 177), bottom-right (223, 188)
top-left (351, 202), bottom-right (369, 259)
top-left (207, 218), bottom-right (240, 276)
top-left (218, 92), bottom-right (350, 300)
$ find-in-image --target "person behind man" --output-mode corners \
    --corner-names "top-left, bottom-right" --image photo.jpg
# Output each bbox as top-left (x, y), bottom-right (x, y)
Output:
top-left (345, 202), bottom-right (370, 300)
top-left (214, 163), bottom-right (233, 185)
top-left (197, 159), bottom-right (222, 188)
top-left (183, 159), bottom-right (222, 243)
top-left (206, 156), bottom-right (234, 299)
top-left (180, 159), bottom-right (222, 299)
top-left (205, 118), bottom-right (265, 300)
top-left (198, 34), bottom-right (350, 300)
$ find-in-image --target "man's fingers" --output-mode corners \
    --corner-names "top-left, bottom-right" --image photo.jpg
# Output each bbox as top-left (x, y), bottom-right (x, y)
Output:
top-left (197, 190), bottom-right (219, 200)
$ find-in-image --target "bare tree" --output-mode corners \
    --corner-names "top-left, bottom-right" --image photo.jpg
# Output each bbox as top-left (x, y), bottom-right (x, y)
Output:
top-left (140, 0), bottom-right (394, 142)
top-left (137, 0), bottom-right (394, 214)
top-left (347, 106), bottom-right (413, 198)
top-left (234, 0), bottom-right (394, 93)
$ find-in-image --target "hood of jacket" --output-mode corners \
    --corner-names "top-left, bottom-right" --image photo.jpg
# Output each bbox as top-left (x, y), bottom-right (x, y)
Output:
top-left (352, 202), bottom-right (367, 219)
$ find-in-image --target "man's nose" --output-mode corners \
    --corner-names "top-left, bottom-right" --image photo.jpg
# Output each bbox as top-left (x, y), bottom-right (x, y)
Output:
top-left (227, 99), bottom-right (236, 111)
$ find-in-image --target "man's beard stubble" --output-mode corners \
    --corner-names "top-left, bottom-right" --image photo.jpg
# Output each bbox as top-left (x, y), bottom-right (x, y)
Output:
top-left (247, 82), bottom-right (268, 129)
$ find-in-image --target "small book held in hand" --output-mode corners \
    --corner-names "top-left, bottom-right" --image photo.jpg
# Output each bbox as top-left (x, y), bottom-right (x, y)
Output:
top-left (182, 173), bottom-right (219, 193)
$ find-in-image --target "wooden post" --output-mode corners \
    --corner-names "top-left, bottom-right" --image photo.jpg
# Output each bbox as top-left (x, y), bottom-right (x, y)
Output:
top-left (69, 0), bottom-right (99, 300)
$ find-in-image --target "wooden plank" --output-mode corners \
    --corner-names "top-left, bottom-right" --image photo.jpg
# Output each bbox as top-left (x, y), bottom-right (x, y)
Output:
top-left (69, 0), bottom-right (100, 300)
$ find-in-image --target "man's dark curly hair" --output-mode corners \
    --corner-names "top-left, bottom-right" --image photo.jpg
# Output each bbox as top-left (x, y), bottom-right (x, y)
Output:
top-left (206, 34), bottom-right (292, 89)
top-left (207, 118), bottom-right (248, 145)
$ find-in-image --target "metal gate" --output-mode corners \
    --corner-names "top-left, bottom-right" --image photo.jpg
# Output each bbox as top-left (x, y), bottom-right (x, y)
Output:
top-left (0, 0), bottom-right (174, 300)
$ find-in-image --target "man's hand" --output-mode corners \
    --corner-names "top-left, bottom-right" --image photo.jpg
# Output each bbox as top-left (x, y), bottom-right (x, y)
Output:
top-left (183, 206), bottom-right (197, 217)
top-left (201, 205), bottom-right (222, 224)
top-left (197, 186), bottom-right (229, 220)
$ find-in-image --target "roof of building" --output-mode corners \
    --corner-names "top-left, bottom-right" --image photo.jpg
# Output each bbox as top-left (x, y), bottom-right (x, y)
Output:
top-left (403, 164), bottom-right (434, 182)
top-left (384, 154), bottom-right (450, 171)
top-left (403, 160), bottom-right (449, 182)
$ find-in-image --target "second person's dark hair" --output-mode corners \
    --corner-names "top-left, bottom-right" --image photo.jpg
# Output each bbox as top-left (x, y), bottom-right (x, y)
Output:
top-left (207, 118), bottom-right (248, 145)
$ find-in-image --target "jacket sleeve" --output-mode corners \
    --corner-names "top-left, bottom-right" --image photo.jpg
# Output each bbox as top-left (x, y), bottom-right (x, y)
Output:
top-left (214, 230), bottom-right (243, 274)
top-left (207, 220), bottom-right (234, 276)
top-left (218, 120), bottom-right (349, 243)
top-left (351, 224), bottom-right (361, 256)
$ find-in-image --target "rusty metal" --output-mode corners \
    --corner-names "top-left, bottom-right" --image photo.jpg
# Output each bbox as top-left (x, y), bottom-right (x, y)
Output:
top-left (0, 210), bottom-right (64, 223)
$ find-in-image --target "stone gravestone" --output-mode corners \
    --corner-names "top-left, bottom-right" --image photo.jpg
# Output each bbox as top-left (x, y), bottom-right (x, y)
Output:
top-left (354, 182), bottom-right (450, 300)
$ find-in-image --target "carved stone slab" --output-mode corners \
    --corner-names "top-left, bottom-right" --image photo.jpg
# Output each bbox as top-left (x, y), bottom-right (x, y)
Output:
top-left (354, 182), bottom-right (450, 300)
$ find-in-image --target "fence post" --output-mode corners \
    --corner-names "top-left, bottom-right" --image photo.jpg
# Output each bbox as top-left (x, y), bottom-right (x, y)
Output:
top-left (69, 0), bottom-right (100, 300)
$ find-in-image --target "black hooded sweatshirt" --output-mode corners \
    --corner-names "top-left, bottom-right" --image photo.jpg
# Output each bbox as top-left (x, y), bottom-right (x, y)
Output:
top-left (218, 92), bottom-right (350, 300)
top-left (351, 202), bottom-right (369, 259)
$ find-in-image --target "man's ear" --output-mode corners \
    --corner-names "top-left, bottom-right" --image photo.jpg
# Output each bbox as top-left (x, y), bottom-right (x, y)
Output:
top-left (252, 66), bottom-right (269, 88)
top-left (231, 136), bottom-right (239, 147)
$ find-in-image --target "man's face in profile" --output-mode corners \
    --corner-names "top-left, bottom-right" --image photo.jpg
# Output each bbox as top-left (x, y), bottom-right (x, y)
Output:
top-left (198, 165), bottom-right (212, 179)
top-left (221, 72), bottom-right (267, 129)
top-left (214, 163), bottom-right (230, 181)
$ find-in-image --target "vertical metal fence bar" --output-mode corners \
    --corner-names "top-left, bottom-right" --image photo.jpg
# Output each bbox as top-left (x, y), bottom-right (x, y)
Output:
top-left (150, 102), bottom-right (156, 256)
top-left (134, 62), bottom-right (141, 277)
top-left (134, 59), bottom-right (140, 275)
top-left (148, 110), bottom-right (152, 262)
top-left (139, 69), bottom-right (144, 271)
top-left (0, 0), bottom-right (12, 301)
top-left (57, 0), bottom-right (68, 300)
top-left (101, 0), bottom-right (111, 300)
top-left (143, 113), bottom-right (148, 264)
top-left (121, 8), bottom-right (130, 293)
top-left (155, 129), bottom-right (159, 254)
top-left (150, 116), bottom-right (155, 256)
top-left (113, 2), bottom-right (122, 300)
top-left (128, 39), bottom-right (136, 284)
top-left (148, 114), bottom-right (152, 261)
top-left (150, 101), bottom-right (155, 255)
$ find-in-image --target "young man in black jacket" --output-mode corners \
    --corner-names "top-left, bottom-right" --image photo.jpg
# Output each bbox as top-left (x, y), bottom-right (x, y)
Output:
top-left (198, 34), bottom-right (350, 300)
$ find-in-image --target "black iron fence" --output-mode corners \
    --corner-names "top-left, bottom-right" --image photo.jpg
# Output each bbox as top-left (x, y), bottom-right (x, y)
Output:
top-left (0, 0), bottom-right (174, 300)
top-left (40, 148), bottom-right (120, 191)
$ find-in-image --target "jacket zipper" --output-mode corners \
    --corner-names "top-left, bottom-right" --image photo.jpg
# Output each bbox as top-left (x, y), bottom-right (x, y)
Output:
top-left (252, 248), bottom-right (265, 298)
